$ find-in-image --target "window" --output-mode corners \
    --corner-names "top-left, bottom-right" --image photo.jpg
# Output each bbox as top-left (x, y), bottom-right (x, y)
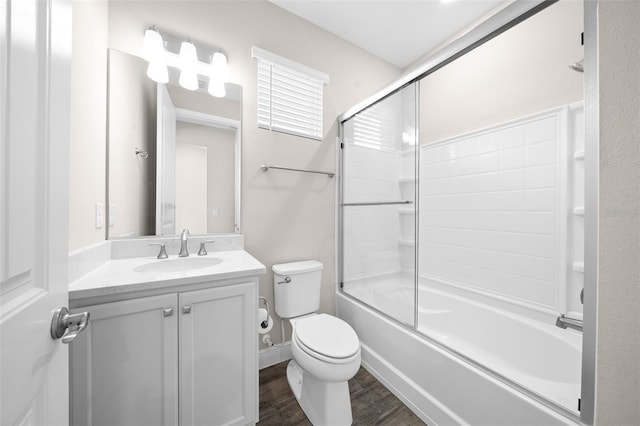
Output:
top-left (252, 47), bottom-right (329, 140)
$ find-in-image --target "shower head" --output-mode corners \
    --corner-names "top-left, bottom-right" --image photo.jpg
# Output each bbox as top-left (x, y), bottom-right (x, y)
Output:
top-left (569, 59), bottom-right (584, 73)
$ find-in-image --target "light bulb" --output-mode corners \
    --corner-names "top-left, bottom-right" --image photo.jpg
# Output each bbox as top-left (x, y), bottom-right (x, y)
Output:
top-left (146, 61), bottom-right (169, 84)
top-left (208, 80), bottom-right (226, 98)
top-left (178, 40), bottom-right (198, 91)
top-left (142, 27), bottom-right (165, 63)
top-left (209, 51), bottom-right (228, 83)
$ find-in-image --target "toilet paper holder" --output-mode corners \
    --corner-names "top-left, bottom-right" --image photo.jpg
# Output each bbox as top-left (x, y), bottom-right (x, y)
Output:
top-left (258, 297), bottom-right (270, 330)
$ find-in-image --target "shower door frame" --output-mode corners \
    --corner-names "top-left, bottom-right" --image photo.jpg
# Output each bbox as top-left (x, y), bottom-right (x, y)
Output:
top-left (336, 0), bottom-right (597, 424)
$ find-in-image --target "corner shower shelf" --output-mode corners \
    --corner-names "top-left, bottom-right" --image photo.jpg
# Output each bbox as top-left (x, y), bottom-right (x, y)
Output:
top-left (573, 207), bottom-right (585, 216)
top-left (572, 261), bottom-right (585, 273)
top-left (574, 151), bottom-right (585, 161)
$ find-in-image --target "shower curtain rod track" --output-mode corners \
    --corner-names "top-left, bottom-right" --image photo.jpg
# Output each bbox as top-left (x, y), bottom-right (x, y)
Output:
top-left (260, 164), bottom-right (335, 178)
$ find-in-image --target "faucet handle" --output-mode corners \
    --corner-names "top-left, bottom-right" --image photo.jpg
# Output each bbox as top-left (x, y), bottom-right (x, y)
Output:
top-left (149, 243), bottom-right (168, 259)
top-left (198, 240), bottom-right (216, 256)
top-left (182, 228), bottom-right (189, 238)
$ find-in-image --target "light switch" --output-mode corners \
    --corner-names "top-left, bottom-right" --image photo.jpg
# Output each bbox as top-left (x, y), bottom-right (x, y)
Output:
top-left (95, 202), bottom-right (104, 229)
top-left (212, 209), bottom-right (219, 217)
top-left (109, 205), bottom-right (116, 227)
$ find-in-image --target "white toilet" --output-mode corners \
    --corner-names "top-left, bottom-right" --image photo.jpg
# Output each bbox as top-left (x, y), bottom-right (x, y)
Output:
top-left (273, 260), bottom-right (361, 426)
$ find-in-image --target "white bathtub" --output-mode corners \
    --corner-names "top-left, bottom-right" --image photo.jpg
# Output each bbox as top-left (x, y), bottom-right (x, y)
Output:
top-left (339, 279), bottom-right (581, 425)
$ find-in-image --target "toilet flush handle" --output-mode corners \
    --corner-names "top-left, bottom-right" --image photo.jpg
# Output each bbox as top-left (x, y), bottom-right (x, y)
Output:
top-left (277, 276), bottom-right (291, 285)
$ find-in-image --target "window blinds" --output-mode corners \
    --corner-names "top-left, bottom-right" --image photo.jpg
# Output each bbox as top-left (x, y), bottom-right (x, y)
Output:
top-left (253, 47), bottom-right (329, 140)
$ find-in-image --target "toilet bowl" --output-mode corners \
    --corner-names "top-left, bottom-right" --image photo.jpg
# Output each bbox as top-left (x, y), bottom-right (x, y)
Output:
top-left (287, 314), bottom-right (361, 426)
top-left (272, 261), bottom-right (361, 426)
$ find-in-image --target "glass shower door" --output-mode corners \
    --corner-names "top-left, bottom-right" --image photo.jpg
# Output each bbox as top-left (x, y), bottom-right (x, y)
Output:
top-left (340, 83), bottom-right (417, 327)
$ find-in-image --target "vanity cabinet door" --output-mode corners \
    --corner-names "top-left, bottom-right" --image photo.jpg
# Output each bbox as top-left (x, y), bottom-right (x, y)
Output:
top-left (70, 294), bottom-right (179, 426)
top-left (179, 281), bottom-right (257, 426)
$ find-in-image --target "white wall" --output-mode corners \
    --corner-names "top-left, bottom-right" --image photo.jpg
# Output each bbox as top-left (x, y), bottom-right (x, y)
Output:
top-left (69, 0), bottom-right (400, 347)
top-left (594, 1), bottom-right (640, 424)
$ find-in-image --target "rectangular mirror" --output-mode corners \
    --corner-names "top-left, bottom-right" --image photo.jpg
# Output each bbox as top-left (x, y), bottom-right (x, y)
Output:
top-left (107, 49), bottom-right (242, 238)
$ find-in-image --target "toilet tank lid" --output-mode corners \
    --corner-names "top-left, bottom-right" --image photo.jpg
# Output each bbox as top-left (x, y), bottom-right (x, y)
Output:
top-left (272, 260), bottom-right (323, 275)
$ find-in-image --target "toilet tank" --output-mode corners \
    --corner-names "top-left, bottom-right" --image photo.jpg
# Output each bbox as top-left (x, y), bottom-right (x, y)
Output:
top-left (273, 260), bottom-right (323, 319)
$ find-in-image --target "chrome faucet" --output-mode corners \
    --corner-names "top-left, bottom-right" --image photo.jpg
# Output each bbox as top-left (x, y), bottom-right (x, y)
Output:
top-left (179, 229), bottom-right (190, 257)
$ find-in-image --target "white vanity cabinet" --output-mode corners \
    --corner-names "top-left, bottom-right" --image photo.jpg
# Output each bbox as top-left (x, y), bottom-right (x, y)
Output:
top-left (179, 282), bottom-right (256, 426)
top-left (70, 279), bottom-right (258, 426)
top-left (70, 293), bottom-right (179, 426)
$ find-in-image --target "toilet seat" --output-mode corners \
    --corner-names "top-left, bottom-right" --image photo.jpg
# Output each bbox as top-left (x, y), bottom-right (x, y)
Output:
top-left (293, 314), bottom-right (360, 364)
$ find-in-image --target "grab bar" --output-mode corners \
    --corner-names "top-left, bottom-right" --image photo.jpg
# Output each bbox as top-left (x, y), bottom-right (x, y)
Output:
top-left (260, 164), bottom-right (335, 178)
top-left (556, 314), bottom-right (583, 332)
top-left (342, 201), bottom-right (414, 207)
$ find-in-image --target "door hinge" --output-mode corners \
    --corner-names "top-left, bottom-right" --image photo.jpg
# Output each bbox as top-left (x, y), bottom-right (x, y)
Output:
top-left (339, 282), bottom-right (344, 289)
top-left (340, 142), bottom-right (344, 149)
top-left (578, 398), bottom-right (581, 411)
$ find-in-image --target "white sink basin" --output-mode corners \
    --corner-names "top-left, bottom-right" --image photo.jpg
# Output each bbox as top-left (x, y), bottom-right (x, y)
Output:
top-left (134, 257), bottom-right (223, 274)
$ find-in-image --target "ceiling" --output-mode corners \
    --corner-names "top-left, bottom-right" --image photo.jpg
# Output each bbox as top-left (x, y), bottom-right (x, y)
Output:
top-left (269, 0), bottom-right (508, 69)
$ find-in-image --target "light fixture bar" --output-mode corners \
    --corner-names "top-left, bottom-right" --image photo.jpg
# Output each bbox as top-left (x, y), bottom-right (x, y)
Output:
top-left (143, 27), bottom-right (228, 97)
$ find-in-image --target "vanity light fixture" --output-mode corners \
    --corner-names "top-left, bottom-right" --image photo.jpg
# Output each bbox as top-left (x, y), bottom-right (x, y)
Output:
top-left (142, 26), bottom-right (229, 98)
top-left (178, 39), bottom-right (199, 91)
top-left (142, 26), bottom-right (169, 84)
top-left (208, 51), bottom-right (228, 98)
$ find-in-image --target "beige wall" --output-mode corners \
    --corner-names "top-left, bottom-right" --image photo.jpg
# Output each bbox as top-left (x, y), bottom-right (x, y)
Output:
top-left (167, 85), bottom-right (242, 121)
top-left (69, 1), bottom-right (400, 345)
top-left (175, 123), bottom-right (236, 234)
top-left (420, 0), bottom-right (583, 144)
top-left (69, 0), bottom-right (108, 249)
top-left (594, 1), bottom-right (640, 424)
top-left (107, 49), bottom-right (157, 237)
top-left (175, 142), bottom-right (208, 234)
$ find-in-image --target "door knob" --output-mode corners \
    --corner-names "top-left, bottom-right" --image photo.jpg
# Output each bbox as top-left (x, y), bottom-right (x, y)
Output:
top-left (50, 307), bottom-right (90, 344)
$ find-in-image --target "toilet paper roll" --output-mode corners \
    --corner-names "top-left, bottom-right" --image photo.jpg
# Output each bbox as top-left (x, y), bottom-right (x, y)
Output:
top-left (258, 308), bottom-right (273, 334)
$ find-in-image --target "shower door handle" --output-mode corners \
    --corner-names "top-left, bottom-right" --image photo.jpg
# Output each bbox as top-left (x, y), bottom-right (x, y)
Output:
top-left (342, 201), bottom-right (414, 207)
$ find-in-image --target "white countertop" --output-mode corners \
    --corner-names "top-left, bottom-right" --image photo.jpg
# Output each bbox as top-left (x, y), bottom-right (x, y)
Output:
top-left (69, 250), bottom-right (266, 301)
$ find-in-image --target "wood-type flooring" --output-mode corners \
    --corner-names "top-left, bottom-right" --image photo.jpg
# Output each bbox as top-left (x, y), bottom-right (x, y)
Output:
top-left (257, 361), bottom-right (426, 425)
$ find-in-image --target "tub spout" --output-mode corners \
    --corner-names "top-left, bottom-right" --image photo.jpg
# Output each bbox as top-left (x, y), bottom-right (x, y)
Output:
top-left (556, 314), bottom-right (583, 332)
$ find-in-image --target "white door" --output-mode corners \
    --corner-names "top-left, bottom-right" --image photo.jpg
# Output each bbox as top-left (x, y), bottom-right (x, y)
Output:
top-left (156, 84), bottom-right (177, 236)
top-left (0, 0), bottom-right (72, 425)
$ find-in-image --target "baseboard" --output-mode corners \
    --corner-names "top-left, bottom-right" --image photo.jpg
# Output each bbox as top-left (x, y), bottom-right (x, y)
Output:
top-left (259, 342), bottom-right (292, 370)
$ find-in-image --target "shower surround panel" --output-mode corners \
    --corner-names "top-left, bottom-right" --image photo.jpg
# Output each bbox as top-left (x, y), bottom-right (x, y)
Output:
top-left (419, 106), bottom-right (572, 315)
top-left (343, 144), bottom-right (403, 281)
